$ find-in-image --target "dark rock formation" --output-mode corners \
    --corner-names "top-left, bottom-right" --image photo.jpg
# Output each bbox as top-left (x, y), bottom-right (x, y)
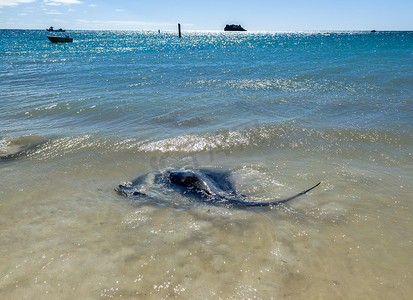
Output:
top-left (224, 24), bottom-right (246, 31)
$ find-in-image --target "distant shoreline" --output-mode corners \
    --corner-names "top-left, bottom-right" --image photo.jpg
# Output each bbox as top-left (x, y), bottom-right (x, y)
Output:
top-left (1, 28), bottom-right (412, 32)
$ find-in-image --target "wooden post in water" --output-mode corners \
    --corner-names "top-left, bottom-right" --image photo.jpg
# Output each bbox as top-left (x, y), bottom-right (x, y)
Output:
top-left (178, 23), bottom-right (181, 38)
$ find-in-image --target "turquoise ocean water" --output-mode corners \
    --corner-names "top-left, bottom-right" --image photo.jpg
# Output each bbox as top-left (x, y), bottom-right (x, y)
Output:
top-left (1, 30), bottom-right (412, 298)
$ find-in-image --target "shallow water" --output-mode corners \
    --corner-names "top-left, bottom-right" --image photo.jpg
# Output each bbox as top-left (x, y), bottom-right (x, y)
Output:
top-left (1, 30), bottom-right (412, 299)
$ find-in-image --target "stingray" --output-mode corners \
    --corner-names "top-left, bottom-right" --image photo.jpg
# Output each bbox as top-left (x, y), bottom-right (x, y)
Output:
top-left (115, 169), bottom-right (321, 208)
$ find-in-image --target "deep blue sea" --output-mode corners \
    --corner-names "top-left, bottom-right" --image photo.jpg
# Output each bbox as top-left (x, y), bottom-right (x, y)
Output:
top-left (1, 30), bottom-right (412, 299)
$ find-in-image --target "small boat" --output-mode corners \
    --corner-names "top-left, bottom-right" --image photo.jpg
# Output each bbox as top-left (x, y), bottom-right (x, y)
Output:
top-left (46, 26), bottom-right (66, 32)
top-left (47, 36), bottom-right (73, 43)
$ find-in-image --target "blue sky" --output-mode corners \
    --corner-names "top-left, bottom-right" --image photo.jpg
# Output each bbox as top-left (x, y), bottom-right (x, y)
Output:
top-left (0, 0), bottom-right (412, 31)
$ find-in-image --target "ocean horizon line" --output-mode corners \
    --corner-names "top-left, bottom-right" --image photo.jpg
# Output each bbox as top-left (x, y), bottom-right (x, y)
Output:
top-left (1, 28), bottom-right (412, 33)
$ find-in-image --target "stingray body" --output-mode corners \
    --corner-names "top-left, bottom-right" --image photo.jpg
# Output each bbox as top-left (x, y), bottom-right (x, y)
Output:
top-left (116, 169), bottom-right (321, 208)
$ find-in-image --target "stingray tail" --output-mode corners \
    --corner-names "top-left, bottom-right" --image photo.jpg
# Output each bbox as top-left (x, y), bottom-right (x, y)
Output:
top-left (226, 182), bottom-right (321, 208)
top-left (269, 182), bottom-right (321, 206)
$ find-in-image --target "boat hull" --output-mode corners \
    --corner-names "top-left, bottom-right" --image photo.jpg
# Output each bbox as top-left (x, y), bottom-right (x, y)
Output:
top-left (47, 36), bottom-right (73, 43)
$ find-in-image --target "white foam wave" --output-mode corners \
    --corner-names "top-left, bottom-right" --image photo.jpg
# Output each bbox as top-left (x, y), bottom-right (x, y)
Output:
top-left (138, 129), bottom-right (259, 153)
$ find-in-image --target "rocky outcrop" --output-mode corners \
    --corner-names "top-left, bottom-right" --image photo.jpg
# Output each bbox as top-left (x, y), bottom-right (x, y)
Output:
top-left (224, 24), bottom-right (246, 31)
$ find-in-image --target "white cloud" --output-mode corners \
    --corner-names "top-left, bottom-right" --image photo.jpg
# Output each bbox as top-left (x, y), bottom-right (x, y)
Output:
top-left (75, 19), bottom-right (179, 30)
top-left (43, 0), bottom-right (82, 6)
top-left (46, 10), bottom-right (63, 14)
top-left (0, 0), bottom-right (36, 8)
